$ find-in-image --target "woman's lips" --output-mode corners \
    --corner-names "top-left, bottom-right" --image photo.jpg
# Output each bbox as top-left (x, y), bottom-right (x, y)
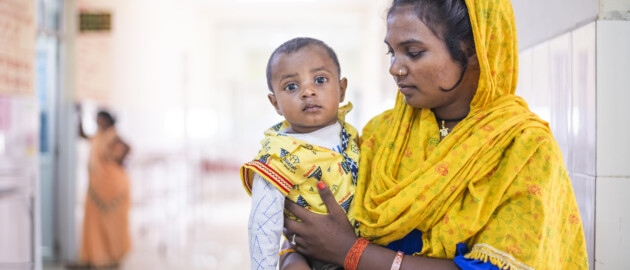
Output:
top-left (398, 85), bottom-right (416, 95)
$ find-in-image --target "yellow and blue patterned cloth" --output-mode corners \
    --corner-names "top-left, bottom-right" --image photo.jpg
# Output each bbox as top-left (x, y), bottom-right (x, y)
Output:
top-left (241, 103), bottom-right (359, 222)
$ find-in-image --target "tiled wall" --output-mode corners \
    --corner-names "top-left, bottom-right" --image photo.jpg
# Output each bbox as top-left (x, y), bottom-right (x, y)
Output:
top-left (518, 19), bottom-right (630, 270)
top-left (516, 22), bottom-right (596, 269)
top-left (594, 20), bottom-right (630, 270)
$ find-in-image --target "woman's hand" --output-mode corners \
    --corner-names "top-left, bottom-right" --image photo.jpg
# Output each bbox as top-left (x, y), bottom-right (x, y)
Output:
top-left (284, 182), bottom-right (460, 269)
top-left (283, 182), bottom-right (358, 266)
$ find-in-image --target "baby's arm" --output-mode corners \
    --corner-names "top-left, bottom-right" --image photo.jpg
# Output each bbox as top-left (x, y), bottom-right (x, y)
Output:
top-left (248, 174), bottom-right (285, 270)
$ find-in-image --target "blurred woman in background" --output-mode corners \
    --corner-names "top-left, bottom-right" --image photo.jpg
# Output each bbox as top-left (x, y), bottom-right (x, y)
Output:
top-left (75, 110), bottom-right (131, 269)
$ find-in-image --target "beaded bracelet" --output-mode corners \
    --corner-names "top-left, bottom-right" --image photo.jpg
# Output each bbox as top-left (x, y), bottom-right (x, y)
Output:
top-left (390, 251), bottom-right (404, 270)
top-left (344, 238), bottom-right (370, 270)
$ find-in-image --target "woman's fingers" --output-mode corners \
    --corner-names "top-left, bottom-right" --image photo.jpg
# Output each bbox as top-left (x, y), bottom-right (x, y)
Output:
top-left (282, 181), bottom-right (358, 265)
top-left (316, 181), bottom-right (346, 217)
top-left (284, 197), bottom-right (313, 224)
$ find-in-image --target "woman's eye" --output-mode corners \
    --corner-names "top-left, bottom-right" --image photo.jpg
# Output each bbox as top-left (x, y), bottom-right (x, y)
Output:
top-left (408, 50), bottom-right (425, 58)
top-left (315, 77), bottom-right (328, 84)
top-left (386, 49), bottom-right (394, 56)
top-left (284, 83), bottom-right (298, 91)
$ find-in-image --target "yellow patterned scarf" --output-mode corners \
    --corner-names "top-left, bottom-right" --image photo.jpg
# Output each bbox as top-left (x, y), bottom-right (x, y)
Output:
top-left (351, 1), bottom-right (588, 269)
top-left (241, 103), bottom-right (359, 221)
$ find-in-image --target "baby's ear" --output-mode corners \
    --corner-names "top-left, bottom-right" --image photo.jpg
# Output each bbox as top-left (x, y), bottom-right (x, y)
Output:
top-left (339, 78), bottom-right (348, 102)
top-left (268, 93), bottom-right (283, 115)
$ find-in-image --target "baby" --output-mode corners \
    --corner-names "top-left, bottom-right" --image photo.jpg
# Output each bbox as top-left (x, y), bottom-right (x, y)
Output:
top-left (240, 37), bottom-right (359, 270)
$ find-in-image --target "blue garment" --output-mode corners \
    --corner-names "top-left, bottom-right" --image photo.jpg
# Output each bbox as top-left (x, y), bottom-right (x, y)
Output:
top-left (386, 229), bottom-right (424, 254)
top-left (454, 242), bottom-right (500, 270)
top-left (385, 230), bottom-right (499, 269)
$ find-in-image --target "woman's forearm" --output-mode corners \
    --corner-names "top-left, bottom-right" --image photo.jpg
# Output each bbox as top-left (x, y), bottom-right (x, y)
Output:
top-left (352, 243), bottom-right (460, 270)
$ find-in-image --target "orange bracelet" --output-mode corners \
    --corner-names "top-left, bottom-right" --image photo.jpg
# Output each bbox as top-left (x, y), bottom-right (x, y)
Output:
top-left (390, 251), bottom-right (404, 270)
top-left (344, 238), bottom-right (370, 270)
top-left (278, 248), bottom-right (295, 256)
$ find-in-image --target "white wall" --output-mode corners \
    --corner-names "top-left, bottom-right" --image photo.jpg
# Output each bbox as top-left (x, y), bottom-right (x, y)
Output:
top-left (600, 0), bottom-right (630, 20)
top-left (512, 0), bottom-right (598, 50)
top-left (595, 20), bottom-right (630, 270)
top-left (0, 0), bottom-right (39, 269)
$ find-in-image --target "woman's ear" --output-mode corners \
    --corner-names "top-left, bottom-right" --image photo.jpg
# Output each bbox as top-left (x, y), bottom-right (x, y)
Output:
top-left (268, 93), bottom-right (283, 116)
top-left (463, 42), bottom-right (478, 67)
top-left (339, 77), bottom-right (348, 103)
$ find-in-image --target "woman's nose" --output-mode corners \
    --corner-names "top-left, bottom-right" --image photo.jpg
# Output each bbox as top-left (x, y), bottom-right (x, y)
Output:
top-left (389, 56), bottom-right (402, 77)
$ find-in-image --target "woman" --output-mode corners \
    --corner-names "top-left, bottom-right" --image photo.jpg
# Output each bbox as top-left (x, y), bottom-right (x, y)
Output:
top-left (77, 110), bottom-right (132, 268)
top-left (281, 0), bottom-right (588, 269)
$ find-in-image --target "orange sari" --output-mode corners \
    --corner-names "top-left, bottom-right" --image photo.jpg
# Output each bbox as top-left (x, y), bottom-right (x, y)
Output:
top-left (80, 127), bottom-right (131, 266)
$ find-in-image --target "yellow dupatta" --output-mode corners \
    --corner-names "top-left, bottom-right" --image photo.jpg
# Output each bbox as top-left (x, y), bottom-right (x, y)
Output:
top-left (241, 103), bottom-right (359, 219)
top-left (351, 1), bottom-right (588, 269)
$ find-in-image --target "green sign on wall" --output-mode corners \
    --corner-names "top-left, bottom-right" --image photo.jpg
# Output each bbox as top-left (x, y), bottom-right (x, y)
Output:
top-left (79, 13), bottom-right (111, 32)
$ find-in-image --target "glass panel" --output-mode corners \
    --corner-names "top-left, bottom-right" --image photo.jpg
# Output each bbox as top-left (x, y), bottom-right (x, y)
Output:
top-left (36, 35), bottom-right (58, 154)
top-left (37, 0), bottom-right (62, 32)
top-left (36, 0), bottom-right (44, 30)
top-left (43, 0), bottom-right (61, 31)
top-left (36, 0), bottom-right (61, 260)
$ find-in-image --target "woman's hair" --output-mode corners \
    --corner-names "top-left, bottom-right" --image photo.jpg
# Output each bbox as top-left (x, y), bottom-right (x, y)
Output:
top-left (97, 110), bottom-right (116, 127)
top-left (265, 37), bottom-right (341, 92)
top-left (388, 0), bottom-right (474, 67)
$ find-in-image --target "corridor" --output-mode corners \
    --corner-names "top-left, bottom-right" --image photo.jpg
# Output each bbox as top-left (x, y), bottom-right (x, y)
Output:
top-left (45, 166), bottom-right (250, 270)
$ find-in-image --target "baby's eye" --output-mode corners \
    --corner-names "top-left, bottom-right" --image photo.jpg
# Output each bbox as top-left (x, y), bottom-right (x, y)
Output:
top-left (315, 77), bottom-right (328, 84)
top-left (284, 83), bottom-right (298, 91)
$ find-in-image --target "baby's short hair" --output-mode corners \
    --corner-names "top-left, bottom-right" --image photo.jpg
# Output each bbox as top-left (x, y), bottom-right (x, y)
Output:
top-left (265, 37), bottom-right (341, 92)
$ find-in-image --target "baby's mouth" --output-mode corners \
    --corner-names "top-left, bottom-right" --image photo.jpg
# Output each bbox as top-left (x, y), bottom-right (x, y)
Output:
top-left (303, 104), bottom-right (322, 112)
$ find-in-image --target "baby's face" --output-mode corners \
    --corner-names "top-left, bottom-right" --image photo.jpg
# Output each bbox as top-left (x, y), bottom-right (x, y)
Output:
top-left (268, 45), bottom-right (347, 134)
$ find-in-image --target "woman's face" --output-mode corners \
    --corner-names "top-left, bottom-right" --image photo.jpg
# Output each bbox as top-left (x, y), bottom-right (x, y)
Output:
top-left (96, 115), bottom-right (110, 130)
top-left (385, 6), bottom-right (477, 114)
